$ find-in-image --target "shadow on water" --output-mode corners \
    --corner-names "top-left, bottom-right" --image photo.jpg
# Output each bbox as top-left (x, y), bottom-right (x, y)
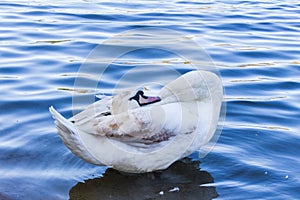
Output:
top-left (69, 158), bottom-right (218, 200)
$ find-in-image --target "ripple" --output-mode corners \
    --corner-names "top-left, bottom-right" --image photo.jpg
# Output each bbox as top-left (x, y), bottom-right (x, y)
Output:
top-left (1, 0), bottom-right (300, 199)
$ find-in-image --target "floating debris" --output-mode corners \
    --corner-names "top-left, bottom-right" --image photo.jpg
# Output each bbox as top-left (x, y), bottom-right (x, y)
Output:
top-left (169, 187), bottom-right (180, 192)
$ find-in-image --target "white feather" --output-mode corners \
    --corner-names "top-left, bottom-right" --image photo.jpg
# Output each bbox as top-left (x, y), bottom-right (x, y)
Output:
top-left (49, 70), bottom-right (223, 173)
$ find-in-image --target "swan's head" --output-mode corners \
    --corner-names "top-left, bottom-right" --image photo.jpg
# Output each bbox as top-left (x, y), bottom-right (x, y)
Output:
top-left (129, 90), bottom-right (161, 106)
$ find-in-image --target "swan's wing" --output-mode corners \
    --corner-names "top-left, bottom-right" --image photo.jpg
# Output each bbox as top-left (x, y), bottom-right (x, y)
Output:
top-left (159, 70), bottom-right (219, 104)
top-left (49, 106), bottom-right (103, 165)
top-left (90, 102), bottom-right (196, 147)
top-left (70, 95), bottom-right (112, 127)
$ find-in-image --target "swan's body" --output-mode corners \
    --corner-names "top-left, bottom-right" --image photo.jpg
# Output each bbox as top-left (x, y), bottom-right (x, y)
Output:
top-left (50, 70), bottom-right (223, 173)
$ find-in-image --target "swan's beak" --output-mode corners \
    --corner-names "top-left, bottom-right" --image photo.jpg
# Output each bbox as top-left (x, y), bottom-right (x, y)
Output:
top-left (139, 95), bottom-right (161, 106)
top-left (129, 90), bottom-right (161, 106)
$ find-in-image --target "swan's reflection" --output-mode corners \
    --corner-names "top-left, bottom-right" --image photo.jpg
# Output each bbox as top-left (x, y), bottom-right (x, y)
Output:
top-left (69, 158), bottom-right (218, 199)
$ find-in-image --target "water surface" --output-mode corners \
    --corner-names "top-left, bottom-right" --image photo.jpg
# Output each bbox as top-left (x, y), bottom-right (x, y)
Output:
top-left (1, 0), bottom-right (300, 199)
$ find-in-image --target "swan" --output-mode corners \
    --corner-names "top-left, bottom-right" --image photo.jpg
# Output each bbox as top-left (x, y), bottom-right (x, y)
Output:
top-left (49, 70), bottom-right (223, 173)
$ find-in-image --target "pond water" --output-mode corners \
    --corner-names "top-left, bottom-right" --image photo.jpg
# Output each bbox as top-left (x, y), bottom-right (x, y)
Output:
top-left (1, 0), bottom-right (300, 199)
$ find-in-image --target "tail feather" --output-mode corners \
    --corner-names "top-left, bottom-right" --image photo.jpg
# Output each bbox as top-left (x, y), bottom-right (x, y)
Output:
top-left (49, 106), bottom-right (102, 165)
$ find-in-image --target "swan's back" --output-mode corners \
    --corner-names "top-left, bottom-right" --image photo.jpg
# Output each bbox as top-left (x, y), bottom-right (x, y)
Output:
top-left (159, 70), bottom-right (222, 105)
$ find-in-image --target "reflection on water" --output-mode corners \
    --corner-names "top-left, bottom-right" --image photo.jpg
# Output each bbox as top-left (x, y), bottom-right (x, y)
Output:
top-left (1, 0), bottom-right (300, 199)
top-left (70, 158), bottom-right (218, 200)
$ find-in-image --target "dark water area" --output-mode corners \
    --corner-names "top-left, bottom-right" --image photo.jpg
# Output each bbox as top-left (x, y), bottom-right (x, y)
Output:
top-left (1, 0), bottom-right (300, 199)
top-left (70, 158), bottom-right (218, 200)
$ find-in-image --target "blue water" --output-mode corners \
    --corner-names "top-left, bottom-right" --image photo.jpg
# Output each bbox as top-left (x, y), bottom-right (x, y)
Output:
top-left (1, 0), bottom-right (300, 199)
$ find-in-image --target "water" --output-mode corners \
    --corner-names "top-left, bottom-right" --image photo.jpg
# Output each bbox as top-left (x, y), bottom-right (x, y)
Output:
top-left (1, 0), bottom-right (300, 199)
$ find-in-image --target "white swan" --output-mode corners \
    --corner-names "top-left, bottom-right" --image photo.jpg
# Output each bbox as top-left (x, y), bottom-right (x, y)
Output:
top-left (49, 70), bottom-right (223, 173)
